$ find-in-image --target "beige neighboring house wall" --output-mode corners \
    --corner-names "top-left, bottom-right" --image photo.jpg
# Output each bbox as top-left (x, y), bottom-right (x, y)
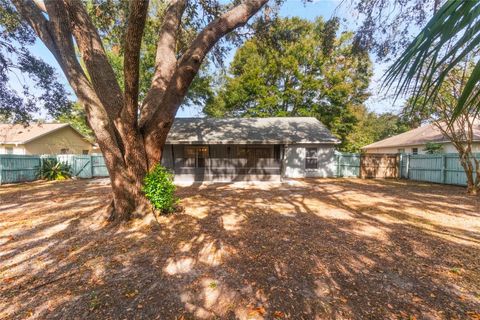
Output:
top-left (0, 123), bottom-right (94, 155)
top-left (362, 121), bottom-right (480, 154)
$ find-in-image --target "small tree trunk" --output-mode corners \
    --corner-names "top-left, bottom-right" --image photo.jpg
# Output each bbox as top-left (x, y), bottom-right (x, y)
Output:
top-left (458, 153), bottom-right (478, 196)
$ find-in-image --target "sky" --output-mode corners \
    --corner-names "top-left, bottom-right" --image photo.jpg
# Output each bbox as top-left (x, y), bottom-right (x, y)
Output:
top-left (22, 0), bottom-right (404, 119)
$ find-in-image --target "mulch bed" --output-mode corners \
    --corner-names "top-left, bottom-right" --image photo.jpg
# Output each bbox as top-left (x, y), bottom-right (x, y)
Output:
top-left (0, 178), bottom-right (479, 319)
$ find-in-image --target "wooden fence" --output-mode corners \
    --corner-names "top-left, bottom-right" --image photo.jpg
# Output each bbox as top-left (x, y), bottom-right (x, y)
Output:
top-left (335, 152), bottom-right (360, 177)
top-left (399, 153), bottom-right (479, 186)
top-left (0, 154), bottom-right (109, 185)
top-left (1, 152), bottom-right (478, 186)
top-left (360, 154), bottom-right (399, 178)
top-left (336, 152), bottom-right (478, 186)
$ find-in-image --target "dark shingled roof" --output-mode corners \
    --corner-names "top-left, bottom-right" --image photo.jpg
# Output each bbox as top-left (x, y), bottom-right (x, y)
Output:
top-left (166, 117), bottom-right (339, 145)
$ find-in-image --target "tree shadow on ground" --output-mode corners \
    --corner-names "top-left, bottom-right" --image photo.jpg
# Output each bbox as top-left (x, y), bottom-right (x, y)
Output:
top-left (0, 178), bottom-right (479, 320)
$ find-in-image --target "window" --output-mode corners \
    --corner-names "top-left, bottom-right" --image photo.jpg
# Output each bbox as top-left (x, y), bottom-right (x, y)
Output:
top-left (82, 150), bottom-right (89, 155)
top-left (412, 148), bottom-right (418, 155)
top-left (184, 146), bottom-right (209, 168)
top-left (305, 147), bottom-right (318, 169)
top-left (5, 146), bottom-right (13, 154)
top-left (398, 148), bottom-right (405, 154)
top-left (60, 148), bottom-right (69, 154)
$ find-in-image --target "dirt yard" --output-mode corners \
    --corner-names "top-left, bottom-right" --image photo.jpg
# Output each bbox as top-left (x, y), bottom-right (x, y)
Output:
top-left (0, 178), bottom-right (479, 320)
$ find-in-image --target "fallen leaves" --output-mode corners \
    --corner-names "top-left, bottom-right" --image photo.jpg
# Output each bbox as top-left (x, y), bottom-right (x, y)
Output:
top-left (1, 178), bottom-right (479, 320)
top-left (468, 311), bottom-right (480, 320)
top-left (248, 306), bottom-right (266, 316)
top-left (124, 289), bottom-right (139, 298)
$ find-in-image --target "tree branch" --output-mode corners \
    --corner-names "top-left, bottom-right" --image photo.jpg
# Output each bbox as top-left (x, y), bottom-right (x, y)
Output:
top-left (143, 0), bottom-right (268, 131)
top-left (11, 0), bottom-right (57, 58)
top-left (139, 0), bottom-right (186, 128)
top-left (123, 0), bottom-right (150, 125)
top-left (142, 0), bottom-right (267, 166)
top-left (14, 0), bottom-right (127, 169)
top-left (63, 0), bottom-right (124, 119)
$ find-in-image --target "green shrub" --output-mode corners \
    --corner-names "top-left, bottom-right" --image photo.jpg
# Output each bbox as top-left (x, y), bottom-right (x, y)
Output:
top-left (423, 142), bottom-right (444, 154)
top-left (36, 158), bottom-right (72, 181)
top-left (142, 164), bottom-right (177, 214)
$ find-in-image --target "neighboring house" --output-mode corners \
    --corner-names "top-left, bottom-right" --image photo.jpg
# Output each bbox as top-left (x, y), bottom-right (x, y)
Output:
top-left (161, 117), bottom-right (340, 182)
top-left (0, 123), bottom-right (95, 155)
top-left (362, 122), bottom-right (480, 155)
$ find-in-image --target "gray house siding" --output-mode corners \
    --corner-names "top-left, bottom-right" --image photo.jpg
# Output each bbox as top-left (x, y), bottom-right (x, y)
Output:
top-left (160, 117), bottom-right (339, 182)
top-left (282, 144), bottom-right (337, 178)
top-left (162, 143), bottom-right (337, 181)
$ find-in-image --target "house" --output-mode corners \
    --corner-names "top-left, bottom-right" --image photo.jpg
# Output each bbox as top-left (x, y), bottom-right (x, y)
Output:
top-left (0, 123), bottom-right (95, 155)
top-left (362, 122), bottom-right (480, 154)
top-left (161, 117), bottom-right (340, 182)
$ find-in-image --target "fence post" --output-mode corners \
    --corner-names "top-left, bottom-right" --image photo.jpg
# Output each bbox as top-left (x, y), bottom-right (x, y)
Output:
top-left (0, 155), bottom-right (3, 185)
top-left (406, 154), bottom-right (410, 179)
top-left (398, 153), bottom-right (402, 178)
top-left (336, 153), bottom-right (341, 178)
top-left (441, 154), bottom-right (447, 184)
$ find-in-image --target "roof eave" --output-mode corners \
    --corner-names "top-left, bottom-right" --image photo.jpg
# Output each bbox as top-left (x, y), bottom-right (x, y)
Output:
top-left (166, 140), bottom-right (340, 145)
top-left (362, 139), bottom-right (480, 149)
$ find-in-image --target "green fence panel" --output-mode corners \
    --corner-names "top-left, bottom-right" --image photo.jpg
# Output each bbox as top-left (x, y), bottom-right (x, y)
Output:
top-left (408, 154), bottom-right (444, 183)
top-left (72, 155), bottom-right (93, 178)
top-left (0, 155), bottom-right (41, 184)
top-left (399, 154), bottom-right (409, 178)
top-left (92, 155), bottom-right (109, 177)
top-left (1, 152), bottom-right (478, 186)
top-left (405, 153), bottom-right (478, 186)
top-left (335, 152), bottom-right (360, 177)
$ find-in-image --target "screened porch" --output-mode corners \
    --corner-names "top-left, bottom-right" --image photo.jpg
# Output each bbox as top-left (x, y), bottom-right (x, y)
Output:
top-left (162, 144), bottom-right (283, 181)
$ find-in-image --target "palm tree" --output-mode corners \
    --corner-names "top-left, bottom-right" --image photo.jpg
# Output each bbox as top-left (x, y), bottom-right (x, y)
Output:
top-left (384, 0), bottom-right (480, 118)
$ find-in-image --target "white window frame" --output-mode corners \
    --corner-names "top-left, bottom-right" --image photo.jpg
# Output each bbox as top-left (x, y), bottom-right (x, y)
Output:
top-left (305, 147), bottom-right (318, 170)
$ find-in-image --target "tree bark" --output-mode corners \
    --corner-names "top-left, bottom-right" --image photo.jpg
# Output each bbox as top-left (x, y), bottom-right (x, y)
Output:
top-left (13, 0), bottom-right (269, 221)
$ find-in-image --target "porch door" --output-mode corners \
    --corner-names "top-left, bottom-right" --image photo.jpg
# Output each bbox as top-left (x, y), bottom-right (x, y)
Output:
top-left (184, 146), bottom-right (209, 168)
top-left (196, 147), bottom-right (208, 168)
top-left (246, 148), bottom-right (256, 167)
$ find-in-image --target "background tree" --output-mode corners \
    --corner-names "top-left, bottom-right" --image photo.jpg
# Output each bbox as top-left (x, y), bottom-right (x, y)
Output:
top-left (55, 102), bottom-right (94, 140)
top-left (1, 0), bottom-right (271, 221)
top-left (404, 62), bottom-right (480, 194)
top-left (204, 17), bottom-right (373, 150)
top-left (344, 107), bottom-right (411, 152)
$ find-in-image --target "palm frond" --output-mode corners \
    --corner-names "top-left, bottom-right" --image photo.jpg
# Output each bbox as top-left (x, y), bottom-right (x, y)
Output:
top-left (383, 0), bottom-right (480, 118)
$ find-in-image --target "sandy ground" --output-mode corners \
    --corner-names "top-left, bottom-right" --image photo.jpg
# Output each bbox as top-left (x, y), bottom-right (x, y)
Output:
top-left (0, 178), bottom-right (479, 320)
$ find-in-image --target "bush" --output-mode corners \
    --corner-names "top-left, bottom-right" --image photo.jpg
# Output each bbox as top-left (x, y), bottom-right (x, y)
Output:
top-left (36, 158), bottom-right (72, 181)
top-left (142, 164), bottom-right (177, 214)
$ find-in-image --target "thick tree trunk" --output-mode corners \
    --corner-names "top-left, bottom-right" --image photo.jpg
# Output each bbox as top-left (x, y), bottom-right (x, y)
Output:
top-left (12, 0), bottom-right (269, 222)
top-left (100, 133), bottom-right (154, 222)
top-left (107, 171), bottom-right (151, 221)
top-left (100, 124), bottom-right (174, 222)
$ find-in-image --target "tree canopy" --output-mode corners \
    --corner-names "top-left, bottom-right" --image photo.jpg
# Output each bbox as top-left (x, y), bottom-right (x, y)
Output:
top-left (204, 17), bottom-right (375, 150)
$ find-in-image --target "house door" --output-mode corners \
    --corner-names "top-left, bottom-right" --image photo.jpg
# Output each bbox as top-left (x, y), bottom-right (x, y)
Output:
top-left (196, 147), bottom-right (208, 168)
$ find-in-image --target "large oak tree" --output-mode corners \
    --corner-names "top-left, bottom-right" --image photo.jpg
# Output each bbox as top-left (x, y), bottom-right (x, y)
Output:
top-left (0, 0), bottom-right (446, 221)
top-left (6, 0), bottom-right (269, 221)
